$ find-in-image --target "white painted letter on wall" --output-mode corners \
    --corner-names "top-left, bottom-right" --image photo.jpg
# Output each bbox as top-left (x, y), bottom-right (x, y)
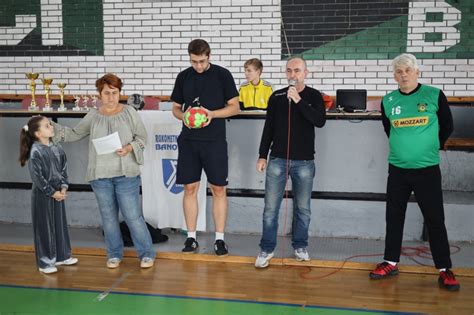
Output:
top-left (407, 1), bottom-right (461, 53)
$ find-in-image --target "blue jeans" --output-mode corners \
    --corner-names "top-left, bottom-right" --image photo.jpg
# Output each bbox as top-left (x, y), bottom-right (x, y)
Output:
top-left (259, 157), bottom-right (315, 252)
top-left (90, 175), bottom-right (155, 260)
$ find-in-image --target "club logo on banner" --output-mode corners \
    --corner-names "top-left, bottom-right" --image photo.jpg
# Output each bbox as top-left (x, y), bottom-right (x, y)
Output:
top-left (154, 133), bottom-right (183, 194)
top-left (162, 159), bottom-right (183, 194)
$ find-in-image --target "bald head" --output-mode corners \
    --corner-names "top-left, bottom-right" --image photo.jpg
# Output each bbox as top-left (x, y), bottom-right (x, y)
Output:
top-left (286, 57), bottom-right (308, 89)
top-left (286, 56), bottom-right (307, 70)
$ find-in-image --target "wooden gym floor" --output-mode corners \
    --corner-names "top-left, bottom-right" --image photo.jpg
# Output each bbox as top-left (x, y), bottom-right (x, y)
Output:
top-left (0, 246), bottom-right (473, 315)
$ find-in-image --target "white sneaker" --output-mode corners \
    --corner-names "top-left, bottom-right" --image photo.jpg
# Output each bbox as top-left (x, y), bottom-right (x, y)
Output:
top-left (255, 251), bottom-right (274, 268)
top-left (39, 266), bottom-right (58, 274)
top-left (106, 258), bottom-right (121, 269)
top-left (55, 257), bottom-right (78, 266)
top-left (294, 248), bottom-right (310, 262)
top-left (140, 257), bottom-right (154, 269)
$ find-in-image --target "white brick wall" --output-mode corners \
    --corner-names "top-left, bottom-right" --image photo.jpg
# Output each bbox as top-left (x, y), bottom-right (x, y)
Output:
top-left (0, 15), bottom-right (37, 46)
top-left (0, 0), bottom-right (473, 97)
top-left (40, 0), bottom-right (63, 46)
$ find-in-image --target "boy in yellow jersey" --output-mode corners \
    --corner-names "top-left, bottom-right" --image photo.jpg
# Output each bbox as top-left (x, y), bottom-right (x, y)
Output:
top-left (239, 58), bottom-right (273, 111)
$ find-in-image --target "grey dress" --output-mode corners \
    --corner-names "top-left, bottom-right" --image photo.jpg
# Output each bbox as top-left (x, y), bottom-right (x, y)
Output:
top-left (28, 141), bottom-right (72, 269)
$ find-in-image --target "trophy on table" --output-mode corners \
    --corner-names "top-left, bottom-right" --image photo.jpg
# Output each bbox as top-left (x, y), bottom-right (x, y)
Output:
top-left (57, 83), bottom-right (67, 111)
top-left (91, 95), bottom-right (98, 109)
top-left (25, 72), bottom-right (39, 111)
top-left (81, 95), bottom-right (90, 111)
top-left (41, 77), bottom-right (53, 111)
top-left (72, 95), bottom-right (81, 111)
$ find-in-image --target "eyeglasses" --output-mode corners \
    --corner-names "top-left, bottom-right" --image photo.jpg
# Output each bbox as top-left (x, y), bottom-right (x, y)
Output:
top-left (190, 58), bottom-right (209, 66)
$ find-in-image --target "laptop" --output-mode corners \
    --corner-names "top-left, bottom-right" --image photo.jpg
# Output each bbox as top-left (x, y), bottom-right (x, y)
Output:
top-left (336, 89), bottom-right (367, 112)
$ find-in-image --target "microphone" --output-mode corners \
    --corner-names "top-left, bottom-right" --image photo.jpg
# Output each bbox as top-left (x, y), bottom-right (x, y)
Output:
top-left (288, 80), bottom-right (296, 105)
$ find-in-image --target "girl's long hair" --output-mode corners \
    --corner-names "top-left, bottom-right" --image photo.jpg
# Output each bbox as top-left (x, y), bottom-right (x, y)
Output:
top-left (19, 116), bottom-right (44, 167)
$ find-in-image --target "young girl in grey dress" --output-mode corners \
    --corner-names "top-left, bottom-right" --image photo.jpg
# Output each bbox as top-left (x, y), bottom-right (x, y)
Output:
top-left (19, 116), bottom-right (78, 274)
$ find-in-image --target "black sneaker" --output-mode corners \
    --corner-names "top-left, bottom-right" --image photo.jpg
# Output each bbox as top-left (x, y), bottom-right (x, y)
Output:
top-left (214, 239), bottom-right (228, 256)
top-left (182, 237), bottom-right (199, 253)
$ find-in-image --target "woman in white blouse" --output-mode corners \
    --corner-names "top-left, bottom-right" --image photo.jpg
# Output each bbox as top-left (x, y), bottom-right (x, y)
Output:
top-left (53, 73), bottom-right (155, 269)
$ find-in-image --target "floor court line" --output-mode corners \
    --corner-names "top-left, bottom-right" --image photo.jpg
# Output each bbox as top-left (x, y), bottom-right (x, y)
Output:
top-left (0, 284), bottom-right (419, 315)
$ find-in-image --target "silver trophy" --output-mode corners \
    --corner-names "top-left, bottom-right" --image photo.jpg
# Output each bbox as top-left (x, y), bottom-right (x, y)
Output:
top-left (72, 95), bottom-right (81, 111)
top-left (81, 95), bottom-right (90, 111)
top-left (91, 95), bottom-right (98, 109)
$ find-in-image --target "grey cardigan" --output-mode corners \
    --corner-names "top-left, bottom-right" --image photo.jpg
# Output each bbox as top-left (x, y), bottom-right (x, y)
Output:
top-left (53, 105), bottom-right (147, 182)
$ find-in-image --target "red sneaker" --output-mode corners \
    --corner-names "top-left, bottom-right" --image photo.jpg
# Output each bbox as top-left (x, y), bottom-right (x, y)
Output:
top-left (438, 269), bottom-right (460, 291)
top-left (369, 262), bottom-right (399, 279)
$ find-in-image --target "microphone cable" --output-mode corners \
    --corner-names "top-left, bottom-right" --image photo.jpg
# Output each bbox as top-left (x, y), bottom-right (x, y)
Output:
top-left (278, 85), bottom-right (294, 263)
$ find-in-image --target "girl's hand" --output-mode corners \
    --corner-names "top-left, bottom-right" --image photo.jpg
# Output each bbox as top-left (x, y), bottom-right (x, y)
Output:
top-left (60, 188), bottom-right (68, 199)
top-left (52, 191), bottom-right (65, 201)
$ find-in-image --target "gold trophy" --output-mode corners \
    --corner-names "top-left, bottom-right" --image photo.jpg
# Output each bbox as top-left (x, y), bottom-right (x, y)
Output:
top-left (57, 83), bottom-right (67, 111)
top-left (25, 72), bottom-right (39, 111)
top-left (41, 77), bottom-right (53, 111)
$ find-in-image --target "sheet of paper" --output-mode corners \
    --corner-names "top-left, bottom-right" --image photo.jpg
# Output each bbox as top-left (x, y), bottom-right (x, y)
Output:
top-left (92, 132), bottom-right (122, 155)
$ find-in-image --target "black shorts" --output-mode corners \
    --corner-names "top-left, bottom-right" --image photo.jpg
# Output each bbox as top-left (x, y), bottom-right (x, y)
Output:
top-left (176, 137), bottom-right (228, 186)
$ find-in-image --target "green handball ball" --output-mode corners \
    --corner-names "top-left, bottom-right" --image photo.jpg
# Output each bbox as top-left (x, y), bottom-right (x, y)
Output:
top-left (184, 107), bottom-right (208, 129)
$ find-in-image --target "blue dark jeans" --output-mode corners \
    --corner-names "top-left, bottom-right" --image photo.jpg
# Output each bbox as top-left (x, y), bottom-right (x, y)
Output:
top-left (90, 175), bottom-right (155, 260)
top-left (259, 157), bottom-right (315, 252)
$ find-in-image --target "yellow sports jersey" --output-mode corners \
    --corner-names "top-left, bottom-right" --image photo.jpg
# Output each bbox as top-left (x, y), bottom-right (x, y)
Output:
top-left (239, 79), bottom-right (273, 110)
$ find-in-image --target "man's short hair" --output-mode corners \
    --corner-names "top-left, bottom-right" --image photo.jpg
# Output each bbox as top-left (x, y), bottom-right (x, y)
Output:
top-left (188, 39), bottom-right (211, 56)
top-left (244, 58), bottom-right (263, 72)
top-left (286, 56), bottom-right (307, 70)
top-left (392, 53), bottom-right (419, 72)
